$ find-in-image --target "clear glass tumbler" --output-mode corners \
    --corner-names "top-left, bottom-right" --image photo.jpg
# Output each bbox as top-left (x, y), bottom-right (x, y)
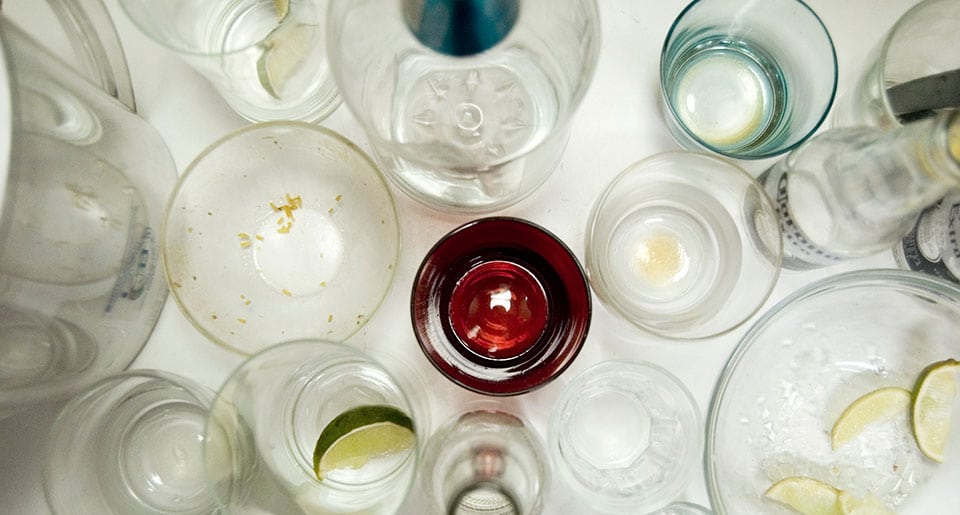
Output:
top-left (43, 370), bottom-right (222, 514)
top-left (326, 0), bottom-right (601, 212)
top-left (585, 152), bottom-right (782, 339)
top-left (548, 360), bottom-right (702, 514)
top-left (421, 407), bottom-right (548, 514)
top-left (831, 0), bottom-right (960, 129)
top-left (660, 0), bottom-right (837, 159)
top-left (411, 217), bottom-right (592, 395)
top-left (205, 340), bottom-right (421, 514)
top-left (118, 0), bottom-right (340, 122)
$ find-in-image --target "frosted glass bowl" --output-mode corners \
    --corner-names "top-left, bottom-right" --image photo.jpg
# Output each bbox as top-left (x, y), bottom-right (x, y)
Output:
top-left (706, 269), bottom-right (960, 513)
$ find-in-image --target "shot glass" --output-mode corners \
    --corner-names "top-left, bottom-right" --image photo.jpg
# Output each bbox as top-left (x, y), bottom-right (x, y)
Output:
top-left (118, 0), bottom-right (340, 122)
top-left (585, 152), bottom-right (782, 339)
top-left (411, 217), bottom-right (592, 396)
top-left (204, 340), bottom-right (420, 514)
top-left (421, 407), bottom-right (548, 515)
top-left (43, 370), bottom-right (222, 514)
top-left (660, 0), bottom-right (837, 159)
top-left (831, 0), bottom-right (960, 129)
top-left (548, 361), bottom-right (702, 514)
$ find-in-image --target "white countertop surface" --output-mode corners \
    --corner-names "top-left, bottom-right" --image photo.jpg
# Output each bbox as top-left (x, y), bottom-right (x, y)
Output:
top-left (0, 0), bottom-right (918, 512)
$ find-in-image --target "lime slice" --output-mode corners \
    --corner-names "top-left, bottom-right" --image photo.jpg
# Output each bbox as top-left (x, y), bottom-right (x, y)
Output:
top-left (911, 358), bottom-right (960, 462)
top-left (830, 387), bottom-right (911, 450)
top-left (273, 0), bottom-right (289, 20)
top-left (765, 476), bottom-right (842, 515)
top-left (256, 23), bottom-right (316, 99)
top-left (313, 405), bottom-right (415, 481)
top-left (837, 491), bottom-right (893, 515)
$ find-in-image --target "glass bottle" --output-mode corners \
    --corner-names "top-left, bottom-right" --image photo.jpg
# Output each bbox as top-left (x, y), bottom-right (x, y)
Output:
top-left (326, 0), bottom-right (601, 213)
top-left (420, 407), bottom-right (548, 514)
top-left (757, 110), bottom-right (960, 270)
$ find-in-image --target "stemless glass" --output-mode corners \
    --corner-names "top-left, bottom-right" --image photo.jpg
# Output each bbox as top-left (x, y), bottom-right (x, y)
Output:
top-left (585, 152), bottom-right (782, 339)
top-left (421, 407), bottom-right (548, 515)
top-left (660, 0), bottom-right (837, 159)
top-left (548, 360), bottom-right (702, 514)
top-left (205, 340), bottom-right (420, 514)
top-left (326, 0), bottom-right (601, 212)
top-left (412, 217), bottom-right (591, 396)
top-left (43, 370), bottom-right (222, 515)
top-left (118, 0), bottom-right (340, 122)
top-left (831, 0), bottom-right (960, 129)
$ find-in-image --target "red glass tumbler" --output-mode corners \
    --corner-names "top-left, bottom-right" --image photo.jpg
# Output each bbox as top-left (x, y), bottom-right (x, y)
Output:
top-left (412, 217), bottom-right (591, 395)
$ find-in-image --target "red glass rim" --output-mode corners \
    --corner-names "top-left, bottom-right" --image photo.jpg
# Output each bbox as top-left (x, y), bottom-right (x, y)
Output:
top-left (411, 217), bottom-right (592, 396)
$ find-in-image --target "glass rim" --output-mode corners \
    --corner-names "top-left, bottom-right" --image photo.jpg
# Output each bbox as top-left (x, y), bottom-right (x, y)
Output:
top-left (704, 268), bottom-right (960, 511)
top-left (658, 0), bottom-right (839, 160)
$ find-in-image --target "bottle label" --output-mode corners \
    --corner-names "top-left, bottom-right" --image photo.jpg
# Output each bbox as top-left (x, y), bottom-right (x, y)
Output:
top-left (758, 166), bottom-right (844, 269)
top-left (896, 197), bottom-right (960, 284)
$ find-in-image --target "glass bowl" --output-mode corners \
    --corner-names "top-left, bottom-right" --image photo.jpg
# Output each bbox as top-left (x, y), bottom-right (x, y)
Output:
top-left (707, 269), bottom-right (960, 513)
top-left (162, 122), bottom-right (399, 355)
top-left (411, 217), bottom-right (591, 395)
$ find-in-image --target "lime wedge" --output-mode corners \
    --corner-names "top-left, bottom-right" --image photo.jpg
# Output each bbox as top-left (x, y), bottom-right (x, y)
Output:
top-left (837, 491), bottom-right (893, 515)
top-left (830, 387), bottom-right (911, 450)
top-left (911, 358), bottom-right (960, 462)
top-left (273, 0), bottom-right (289, 20)
top-left (765, 476), bottom-right (842, 515)
top-left (313, 405), bottom-right (415, 481)
top-left (256, 23), bottom-right (316, 99)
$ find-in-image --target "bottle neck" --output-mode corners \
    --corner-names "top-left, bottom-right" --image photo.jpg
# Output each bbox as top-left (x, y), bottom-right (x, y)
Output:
top-left (910, 110), bottom-right (960, 187)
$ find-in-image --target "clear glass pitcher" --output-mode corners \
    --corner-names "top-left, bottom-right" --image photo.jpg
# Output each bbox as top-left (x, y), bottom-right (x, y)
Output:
top-left (327, 0), bottom-right (601, 213)
top-left (0, 0), bottom-right (176, 417)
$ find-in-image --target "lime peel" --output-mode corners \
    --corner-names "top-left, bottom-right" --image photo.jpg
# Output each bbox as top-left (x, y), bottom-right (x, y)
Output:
top-left (911, 358), bottom-right (960, 463)
top-left (764, 476), bottom-right (842, 515)
top-left (256, 22), bottom-right (315, 99)
top-left (830, 386), bottom-right (911, 450)
top-left (313, 405), bottom-right (415, 482)
top-left (837, 491), bottom-right (894, 515)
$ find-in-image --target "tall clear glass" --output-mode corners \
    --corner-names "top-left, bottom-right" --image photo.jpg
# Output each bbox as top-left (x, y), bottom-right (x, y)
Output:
top-left (205, 340), bottom-right (421, 514)
top-left (660, 0), bottom-right (837, 159)
top-left (421, 407), bottom-right (548, 514)
top-left (831, 0), bottom-right (960, 129)
top-left (326, 0), bottom-right (601, 212)
top-left (117, 0), bottom-right (341, 122)
top-left (43, 370), bottom-right (222, 514)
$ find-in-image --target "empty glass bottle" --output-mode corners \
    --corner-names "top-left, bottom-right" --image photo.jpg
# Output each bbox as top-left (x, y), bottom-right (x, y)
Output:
top-left (326, 0), bottom-right (601, 213)
top-left (757, 110), bottom-right (960, 270)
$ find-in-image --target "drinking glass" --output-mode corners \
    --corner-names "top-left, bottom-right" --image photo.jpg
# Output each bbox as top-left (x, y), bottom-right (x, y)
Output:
top-left (411, 217), bottom-right (592, 396)
top-left (327, 0), bottom-right (601, 212)
top-left (548, 361), bottom-right (702, 514)
top-left (118, 0), bottom-right (340, 122)
top-left (43, 370), bottom-right (222, 514)
top-left (660, 0), bottom-right (837, 159)
top-left (652, 502), bottom-right (713, 515)
top-left (831, 0), bottom-right (960, 129)
top-left (205, 340), bottom-right (420, 514)
top-left (585, 152), bottom-right (782, 339)
top-left (421, 407), bottom-right (548, 515)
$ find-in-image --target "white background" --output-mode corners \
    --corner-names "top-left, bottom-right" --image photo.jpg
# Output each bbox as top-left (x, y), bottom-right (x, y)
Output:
top-left (0, 0), bottom-right (918, 513)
